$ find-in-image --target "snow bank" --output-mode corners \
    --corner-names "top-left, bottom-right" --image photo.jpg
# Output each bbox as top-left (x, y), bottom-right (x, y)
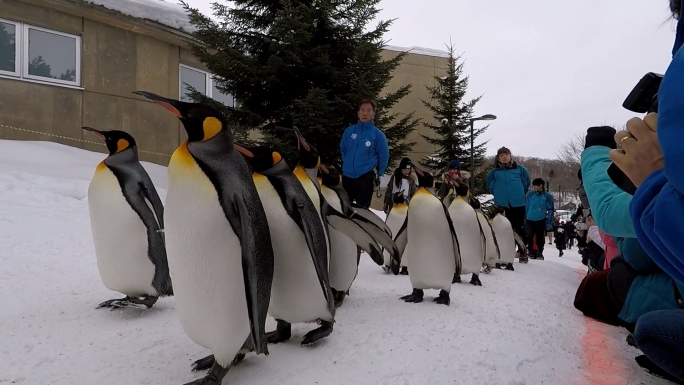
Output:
top-left (385, 45), bottom-right (450, 58)
top-left (83, 0), bottom-right (196, 32)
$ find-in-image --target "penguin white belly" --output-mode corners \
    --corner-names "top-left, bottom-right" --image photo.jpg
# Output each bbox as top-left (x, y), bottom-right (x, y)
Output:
top-left (321, 187), bottom-right (358, 292)
top-left (384, 205), bottom-right (408, 267)
top-left (477, 212), bottom-right (498, 267)
top-left (164, 148), bottom-right (250, 367)
top-left (448, 199), bottom-right (483, 275)
top-left (406, 191), bottom-right (455, 292)
top-left (254, 175), bottom-right (332, 323)
top-left (88, 164), bottom-right (156, 297)
top-left (491, 215), bottom-right (516, 264)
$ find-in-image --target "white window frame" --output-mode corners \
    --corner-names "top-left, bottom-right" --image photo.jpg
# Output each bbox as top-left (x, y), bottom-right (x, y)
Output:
top-left (0, 18), bottom-right (21, 78)
top-left (22, 24), bottom-right (81, 87)
top-left (179, 64), bottom-right (235, 107)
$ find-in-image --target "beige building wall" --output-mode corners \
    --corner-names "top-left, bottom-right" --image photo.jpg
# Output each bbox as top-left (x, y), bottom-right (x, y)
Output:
top-left (0, 0), bottom-right (449, 168)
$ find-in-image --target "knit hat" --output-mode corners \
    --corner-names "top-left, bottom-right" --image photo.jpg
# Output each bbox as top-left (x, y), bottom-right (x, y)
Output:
top-left (448, 159), bottom-right (461, 170)
top-left (532, 178), bottom-right (545, 187)
top-left (496, 147), bottom-right (511, 156)
top-left (399, 157), bottom-right (413, 170)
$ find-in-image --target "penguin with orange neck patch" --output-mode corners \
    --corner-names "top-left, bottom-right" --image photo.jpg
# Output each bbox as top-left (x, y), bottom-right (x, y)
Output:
top-left (393, 165), bottom-right (461, 305)
top-left (84, 127), bottom-right (171, 310)
top-left (133, 91), bottom-right (274, 385)
top-left (292, 127), bottom-right (400, 272)
top-left (233, 145), bottom-right (336, 345)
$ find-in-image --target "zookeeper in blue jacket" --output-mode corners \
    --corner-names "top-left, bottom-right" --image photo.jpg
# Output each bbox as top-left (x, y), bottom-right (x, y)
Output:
top-left (339, 99), bottom-right (389, 209)
top-left (486, 147), bottom-right (531, 246)
top-left (524, 178), bottom-right (554, 260)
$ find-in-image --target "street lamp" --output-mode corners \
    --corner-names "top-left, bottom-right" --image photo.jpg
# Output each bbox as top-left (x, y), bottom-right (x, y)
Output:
top-left (468, 114), bottom-right (497, 191)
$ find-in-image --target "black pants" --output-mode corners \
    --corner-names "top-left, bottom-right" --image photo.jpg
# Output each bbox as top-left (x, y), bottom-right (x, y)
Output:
top-left (342, 170), bottom-right (375, 209)
top-left (503, 206), bottom-right (526, 243)
top-left (525, 219), bottom-right (546, 255)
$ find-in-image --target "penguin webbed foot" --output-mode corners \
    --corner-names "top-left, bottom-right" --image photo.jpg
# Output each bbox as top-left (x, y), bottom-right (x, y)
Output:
top-left (452, 273), bottom-right (462, 284)
top-left (333, 289), bottom-right (346, 308)
top-left (191, 352), bottom-right (245, 372)
top-left (301, 319), bottom-right (333, 346)
top-left (266, 319), bottom-right (292, 344)
top-left (96, 295), bottom-right (158, 310)
top-left (184, 360), bottom-right (230, 385)
top-left (400, 288), bottom-right (424, 303)
top-left (470, 274), bottom-right (482, 286)
top-left (433, 290), bottom-right (450, 306)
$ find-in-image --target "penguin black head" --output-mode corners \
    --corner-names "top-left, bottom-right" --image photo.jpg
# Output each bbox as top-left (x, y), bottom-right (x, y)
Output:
top-left (488, 205), bottom-right (506, 219)
top-left (82, 127), bottom-right (137, 156)
top-left (413, 165), bottom-right (434, 188)
top-left (234, 145), bottom-right (284, 173)
top-left (318, 164), bottom-right (341, 187)
top-left (133, 90), bottom-right (230, 144)
top-left (292, 127), bottom-right (320, 169)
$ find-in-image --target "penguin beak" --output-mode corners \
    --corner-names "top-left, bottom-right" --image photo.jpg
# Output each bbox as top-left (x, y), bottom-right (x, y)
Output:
top-left (82, 126), bottom-right (106, 141)
top-left (132, 90), bottom-right (183, 118)
top-left (292, 126), bottom-right (311, 152)
top-left (318, 164), bottom-right (330, 174)
top-left (234, 144), bottom-right (254, 158)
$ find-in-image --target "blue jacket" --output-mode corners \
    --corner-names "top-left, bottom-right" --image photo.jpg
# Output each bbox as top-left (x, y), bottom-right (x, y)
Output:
top-left (580, 146), bottom-right (636, 238)
top-left (525, 190), bottom-right (553, 222)
top-left (485, 162), bottom-right (530, 208)
top-left (610, 238), bottom-right (684, 324)
top-left (630, 36), bottom-right (684, 286)
top-left (340, 120), bottom-right (389, 178)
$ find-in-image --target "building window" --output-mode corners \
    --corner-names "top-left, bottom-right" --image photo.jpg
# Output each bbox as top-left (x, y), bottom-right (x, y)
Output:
top-left (0, 18), bottom-right (81, 87)
top-left (179, 64), bottom-right (235, 107)
top-left (0, 19), bottom-right (20, 77)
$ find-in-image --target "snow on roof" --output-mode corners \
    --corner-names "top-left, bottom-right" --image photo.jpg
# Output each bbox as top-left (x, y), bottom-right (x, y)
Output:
top-left (384, 45), bottom-right (450, 58)
top-left (82, 0), bottom-right (196, 33)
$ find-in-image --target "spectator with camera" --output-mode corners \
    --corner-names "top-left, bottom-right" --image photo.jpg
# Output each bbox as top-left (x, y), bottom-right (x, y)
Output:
top-left (382, 157), bottom-right (418, 213)
top-left (340, 99), bottom-right (389, 209)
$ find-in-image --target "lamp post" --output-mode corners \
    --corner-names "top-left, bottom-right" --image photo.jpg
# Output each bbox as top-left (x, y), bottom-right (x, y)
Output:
top-left (468, 114), bottom-right (497, 191)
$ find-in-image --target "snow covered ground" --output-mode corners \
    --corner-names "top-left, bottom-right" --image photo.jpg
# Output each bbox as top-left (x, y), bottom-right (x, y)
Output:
top-left (0, 140), bottom-right (668, 385)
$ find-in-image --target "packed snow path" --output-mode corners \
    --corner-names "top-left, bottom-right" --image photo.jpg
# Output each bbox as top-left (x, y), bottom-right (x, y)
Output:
top-left (0, 140), bottom-right (667, 385)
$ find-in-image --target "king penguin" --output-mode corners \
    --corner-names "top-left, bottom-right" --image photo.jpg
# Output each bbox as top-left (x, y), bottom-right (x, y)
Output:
top-left (84, 127), bottom-right (171, 310)
top-left (235, 145), bottom-right (336, 345)
top-left (468, 198), bottom-right (500, 272)
top-left (393, 165), bottom-right (461, 305)
top-left (133, 91), bottom-right (274, 385)
top-left (447, 183), bottom-right (484, 286)
top-left (384, 192), bottom-right (409, 275)
top-left (317, 164), bottom-right (365, 307)
top-left (292, 127), bottom-right (400, 270)
top-left (489, 206), bottom-right (526, 271)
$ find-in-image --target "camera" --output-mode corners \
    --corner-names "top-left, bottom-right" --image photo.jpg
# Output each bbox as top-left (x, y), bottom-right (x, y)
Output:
top-left (607, 72), bottom-right (664, 196)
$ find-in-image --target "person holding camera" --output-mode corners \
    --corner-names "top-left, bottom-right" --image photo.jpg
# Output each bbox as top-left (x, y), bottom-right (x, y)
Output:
top-left (340, 99), bottom-right (389, 209)
top-left (382, 157), bottom-right (418, 213)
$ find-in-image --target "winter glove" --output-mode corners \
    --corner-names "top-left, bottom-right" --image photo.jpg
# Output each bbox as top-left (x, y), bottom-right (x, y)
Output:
top-left (584, 126), bottom-right (617, 149)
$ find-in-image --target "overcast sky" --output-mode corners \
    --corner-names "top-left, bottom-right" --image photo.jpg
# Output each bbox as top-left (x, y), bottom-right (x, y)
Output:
top-left (185, 0), bottom-right (677, 158)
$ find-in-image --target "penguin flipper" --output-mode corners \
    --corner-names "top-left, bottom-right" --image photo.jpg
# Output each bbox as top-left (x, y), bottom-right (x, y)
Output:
top-left (295, 202), bottom-right (334, 313)
top-left (392, 216), bottom-right (408, 275)
top-left (441, 202), bottom-right (462, 276)
top-left (226, 198), bottom-right (273, 356)
top-left (349, 215), bottom-right (400, 263)
top-left (513, 231), bottom-right (527, 257)
top-left (323, 202), bottom-right (385, 266)
top-left (349, 203), bottom-right (392, 236)
top-left (328, 184), bottom-right (355, 217)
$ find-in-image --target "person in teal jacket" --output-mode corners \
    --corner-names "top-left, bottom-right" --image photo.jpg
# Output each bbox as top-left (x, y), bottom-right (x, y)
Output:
top-left (524, 178), bottom-right (554, 260)
top-left (575, 126), bottom-right (684, 329)
top-left (486, 147), bottom-right (530, 250)
top-left (580, 129), bottom-right (635, 239)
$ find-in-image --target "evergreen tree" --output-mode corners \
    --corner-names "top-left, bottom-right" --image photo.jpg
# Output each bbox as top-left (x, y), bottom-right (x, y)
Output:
top-left (419, 42), bottom-right (488, 186)
top-left (180, 0), bottom-right (419, 171)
